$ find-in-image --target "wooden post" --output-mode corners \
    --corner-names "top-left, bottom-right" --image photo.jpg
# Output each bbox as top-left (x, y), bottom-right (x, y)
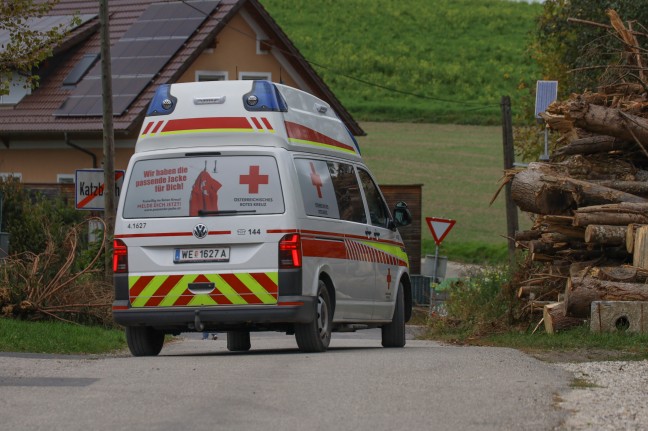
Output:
top-left (633, 225), bottom-right (648, 269)
top-left (100, 0), bottom-right (115, 280)
top-left (501, 96), bottom-right (518, 266)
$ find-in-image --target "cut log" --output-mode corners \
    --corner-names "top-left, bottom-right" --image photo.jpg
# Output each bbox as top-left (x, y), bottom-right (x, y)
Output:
top-left (562, 95), bottom-right (648, 145)
top-left (565, 274), bottom-right (648, 318)
top-left (511, 163), bottom-right (647, 215)
top-left (554, 135), bottom-right (631, 157)
top-left (543, 302), bottom-right (586, 334)
top-left (576, 202), bottom-right (648, 214)
top-left (626, 224), bottom-right (644, 254)
top-left (584, 224), bottom-right (627, 246)
top-left (515, 230), bottom-right (542, 241)
top-left (633, 225), bottom-right (648, 269)
top-left (589, 180), bottom-right (648, 197)
top-left (573, 211), bottom-right (648, 227)
top-left (594, 266), bottom-right (648, 283)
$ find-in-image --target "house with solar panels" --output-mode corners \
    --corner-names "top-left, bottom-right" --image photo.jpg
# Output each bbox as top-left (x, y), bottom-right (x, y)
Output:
top-left (0, 0), bottom-right (364, 184)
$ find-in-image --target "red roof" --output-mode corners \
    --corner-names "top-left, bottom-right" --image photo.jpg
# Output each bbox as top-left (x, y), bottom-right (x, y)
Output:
top-left (0, 0), bottom-right (364, 138)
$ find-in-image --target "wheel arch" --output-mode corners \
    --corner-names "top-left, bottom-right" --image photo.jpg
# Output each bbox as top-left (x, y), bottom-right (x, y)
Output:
top-left (318, 271), bottom-right (336, 316)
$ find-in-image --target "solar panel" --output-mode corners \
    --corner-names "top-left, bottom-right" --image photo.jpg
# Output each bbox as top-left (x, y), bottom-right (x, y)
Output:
top-left (63, 53), bottom-right (100, 86)
top-left (55, 1), bottom-right (220, 117)
top-left (0, 14), bottom-right (97, 54)
top-left (535, 80), bottom-right (558, 119)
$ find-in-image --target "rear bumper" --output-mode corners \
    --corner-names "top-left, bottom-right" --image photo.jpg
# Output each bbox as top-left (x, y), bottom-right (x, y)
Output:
top-left (112, 296), bottom-right (316, 330)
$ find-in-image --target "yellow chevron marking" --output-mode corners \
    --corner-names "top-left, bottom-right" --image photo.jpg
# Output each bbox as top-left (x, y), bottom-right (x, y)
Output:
top-left (204, 274), bottom-right (247, 305)
top-left (130, 275), bottom-right (166, 307)
top-left (237, 273), bottom-right (277, 304)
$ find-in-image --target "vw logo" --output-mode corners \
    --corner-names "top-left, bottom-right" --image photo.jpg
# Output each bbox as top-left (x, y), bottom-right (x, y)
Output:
top-left (193, 224), bottom-right (208, 239)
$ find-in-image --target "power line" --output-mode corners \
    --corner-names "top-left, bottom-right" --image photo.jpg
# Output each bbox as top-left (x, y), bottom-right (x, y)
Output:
top-left (220, 21), bottom-right (498, 110)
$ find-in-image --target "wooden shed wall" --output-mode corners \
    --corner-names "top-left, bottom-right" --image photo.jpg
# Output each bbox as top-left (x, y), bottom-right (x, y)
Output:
top-left (381, 184), bottom-right (423, 274)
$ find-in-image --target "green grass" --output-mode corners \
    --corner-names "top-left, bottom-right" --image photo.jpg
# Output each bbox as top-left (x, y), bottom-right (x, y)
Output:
top-left (358, 122), bottom-right (530, 257)
top-left (485, 325), bottom-right (648, 352)
top-left (260, 0), bottom-right (541, 124)
top-left (0, 318), bottom-right (126, 355)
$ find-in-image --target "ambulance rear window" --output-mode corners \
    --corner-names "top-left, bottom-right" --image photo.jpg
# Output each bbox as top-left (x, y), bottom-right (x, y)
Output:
top-left (123, 156), bottom-right (284, 219)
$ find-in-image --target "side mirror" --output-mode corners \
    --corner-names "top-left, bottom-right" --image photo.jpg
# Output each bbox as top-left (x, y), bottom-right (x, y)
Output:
top-left (392, 201), bottom-right (412, 229)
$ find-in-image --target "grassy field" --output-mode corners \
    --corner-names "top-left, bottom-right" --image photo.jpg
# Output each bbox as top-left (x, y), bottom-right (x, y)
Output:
top-left (358, 122), bottom-right (529, 258)
top-left (0, 318), bottom-right (125, 354)
top-left (261, 0), bottom-right (542, 124)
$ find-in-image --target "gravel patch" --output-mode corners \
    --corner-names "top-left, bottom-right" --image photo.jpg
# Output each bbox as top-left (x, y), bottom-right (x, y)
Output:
top-left (557, 360), bottom-right (648, 430)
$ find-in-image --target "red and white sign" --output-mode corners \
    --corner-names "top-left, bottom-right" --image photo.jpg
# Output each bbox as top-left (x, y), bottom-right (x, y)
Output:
top-left (425, 217), bottom-right (456, 246)
top-left (75, 169), bottom-right (125, 211)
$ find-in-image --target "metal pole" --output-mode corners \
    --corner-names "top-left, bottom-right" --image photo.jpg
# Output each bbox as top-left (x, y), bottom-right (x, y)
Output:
top-left (429, 244), bottom-right (439, 314)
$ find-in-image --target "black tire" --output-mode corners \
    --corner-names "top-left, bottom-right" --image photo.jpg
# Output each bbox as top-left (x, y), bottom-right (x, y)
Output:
top-left (382, 284), bottom-right (406, 348)
top-left (125, 326), bottom-right (165, 357)
top-left (295, 280), bottom-right (332, 353)
top-left (227, 331), bottom-right (251, 352)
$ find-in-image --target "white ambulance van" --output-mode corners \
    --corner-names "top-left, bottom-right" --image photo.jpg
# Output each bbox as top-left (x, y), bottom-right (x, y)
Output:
top-left (113, 80), bottom-right (413, 356)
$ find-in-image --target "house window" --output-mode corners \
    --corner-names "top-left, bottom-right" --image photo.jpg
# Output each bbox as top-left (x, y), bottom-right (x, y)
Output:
top-left (196, 70), bottom-right (228, 82)
top-left (57, 174), bottom-right (75, 184)
top-left (0, 72), bottom-right (30, 105)
top-left (0, 172), bottom-right (22, 182)
top-left (239, 72), bottom-right (271, 81)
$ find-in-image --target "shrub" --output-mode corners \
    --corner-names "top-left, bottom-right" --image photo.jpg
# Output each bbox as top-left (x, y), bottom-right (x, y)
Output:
top-left (426, 265), bottom-right (518, 338)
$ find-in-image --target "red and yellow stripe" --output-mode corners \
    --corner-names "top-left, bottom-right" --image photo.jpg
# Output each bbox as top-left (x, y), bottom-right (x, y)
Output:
top-left (128, 271), bottom-right (278, 307)
top-left (284, 121), bottom-right (357, 154)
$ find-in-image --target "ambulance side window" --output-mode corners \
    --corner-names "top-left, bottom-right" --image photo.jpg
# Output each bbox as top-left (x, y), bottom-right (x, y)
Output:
top-left (358, 169), bottom-right (389, 227)
top-left (328, 162), bottom-right (365, 224)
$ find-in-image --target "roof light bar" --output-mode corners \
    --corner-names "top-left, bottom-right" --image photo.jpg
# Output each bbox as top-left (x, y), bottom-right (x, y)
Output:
top-left (243, 80), bottom-right (288, 112)
top-left (146, 84), bottom-right (177, 116)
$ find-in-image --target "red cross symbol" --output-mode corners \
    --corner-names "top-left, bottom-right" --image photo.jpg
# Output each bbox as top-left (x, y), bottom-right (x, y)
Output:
top-left (386, 268), bottom-right (392, 290)
top-left (240, 165), bottom-right (269, 194)
top-left (309, 162), bottom-right (323, 198)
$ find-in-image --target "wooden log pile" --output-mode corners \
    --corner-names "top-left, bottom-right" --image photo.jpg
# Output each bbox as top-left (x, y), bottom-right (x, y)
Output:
top-left (508, 10), bottom-right (648, 334)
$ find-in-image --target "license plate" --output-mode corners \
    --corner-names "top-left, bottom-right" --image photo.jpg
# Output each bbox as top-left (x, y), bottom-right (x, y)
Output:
top-left (174, 247), bottom-right (230, 263)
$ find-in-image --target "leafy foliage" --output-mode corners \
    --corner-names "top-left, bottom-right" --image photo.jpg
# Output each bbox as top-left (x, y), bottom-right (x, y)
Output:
top-left (425, 265), bottom-right (517, 338)
top-left (531, 0), bottom-right (648, 97)
top-left (260, 0), bottom-right (542, 125)
top-left (0, 0), bottom-right (79, 94)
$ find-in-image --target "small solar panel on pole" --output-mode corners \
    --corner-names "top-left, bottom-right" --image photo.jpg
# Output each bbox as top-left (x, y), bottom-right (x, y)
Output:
top-left (535, 80), bottom-right (558, 161)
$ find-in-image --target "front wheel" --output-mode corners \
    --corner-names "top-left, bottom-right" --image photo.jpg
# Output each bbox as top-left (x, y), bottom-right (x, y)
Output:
top-left (382, 284), bottom-right (406, 348)
top-left (125, 326), bottom-right (165, 356)
top-left (295, 280), bottom-right (332, 352)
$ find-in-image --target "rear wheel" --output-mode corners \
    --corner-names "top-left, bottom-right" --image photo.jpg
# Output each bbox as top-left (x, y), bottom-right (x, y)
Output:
top-left (295, 280), bottom-right (332, 352)
top-left (382, 284), bottom-right (406, 348)
top-left (227, 331), bottom-right (251, 352)
top-left (125, 326), bottom-right (165, 356)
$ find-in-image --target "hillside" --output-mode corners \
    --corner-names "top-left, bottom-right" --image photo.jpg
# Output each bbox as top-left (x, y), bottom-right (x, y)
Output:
top-left (261, 0), bottom-right (542, 125)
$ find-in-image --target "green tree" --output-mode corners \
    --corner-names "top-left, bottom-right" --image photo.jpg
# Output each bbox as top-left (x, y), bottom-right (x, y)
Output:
top-left (0, 0), bottom-right (79, 94)
top-left (532, 0), bottom-right (648, 98)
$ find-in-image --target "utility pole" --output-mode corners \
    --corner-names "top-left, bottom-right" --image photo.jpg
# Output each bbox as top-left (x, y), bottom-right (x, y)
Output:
top-left (501, 95), bottom-right (518, 267)
top-left (100, 0), bottom-right (115, 280)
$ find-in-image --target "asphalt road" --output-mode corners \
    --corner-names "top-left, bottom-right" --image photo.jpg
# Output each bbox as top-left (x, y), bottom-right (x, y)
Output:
top-left (0, 329), bottom-right (569, 431)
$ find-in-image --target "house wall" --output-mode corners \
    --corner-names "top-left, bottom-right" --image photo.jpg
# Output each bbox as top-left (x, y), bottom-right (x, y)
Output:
top-left (177, 13), bottom-right (301, 88)
top-left (0, 145), bottom-right (134, 183)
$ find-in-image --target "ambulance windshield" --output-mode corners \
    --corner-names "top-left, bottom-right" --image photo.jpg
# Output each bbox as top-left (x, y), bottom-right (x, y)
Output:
top-left (122, 155), bottom-right (285, 219)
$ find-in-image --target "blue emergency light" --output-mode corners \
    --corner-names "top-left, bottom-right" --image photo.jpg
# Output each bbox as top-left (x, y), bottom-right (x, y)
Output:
top-left (146, 84), bottom-right (177, 116)
top-left (243, 80), bottom-right (288, 112)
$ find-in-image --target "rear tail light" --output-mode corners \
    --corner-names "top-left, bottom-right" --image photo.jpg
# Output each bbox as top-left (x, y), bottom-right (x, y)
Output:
top-left (279, 233), bottom-right (302, 269)
top-left (113, 239), bottom-right (128, 273)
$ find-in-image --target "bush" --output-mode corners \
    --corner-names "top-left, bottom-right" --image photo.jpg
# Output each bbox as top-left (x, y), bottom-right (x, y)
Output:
top-left (426, 265), bottom-right (517, 339)
top-left (0, 178), bottom-right (112, 326)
